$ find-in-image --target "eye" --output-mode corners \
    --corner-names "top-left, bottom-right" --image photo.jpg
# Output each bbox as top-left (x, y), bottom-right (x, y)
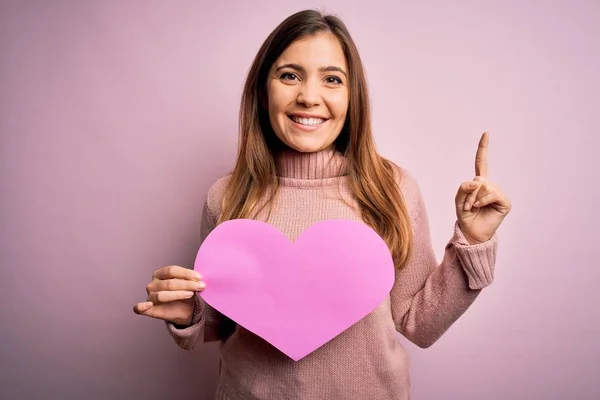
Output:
top-left (280, 72), bottom-right (299, 81)
top-left (325, 76), bottom-right (343, 85)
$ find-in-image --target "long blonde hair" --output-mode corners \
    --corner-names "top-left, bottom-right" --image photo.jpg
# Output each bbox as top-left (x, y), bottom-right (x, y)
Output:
top-left (217, 10), bottom-right (413, 269)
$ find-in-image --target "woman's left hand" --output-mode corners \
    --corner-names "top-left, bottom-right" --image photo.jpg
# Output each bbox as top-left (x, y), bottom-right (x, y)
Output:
top-left (455, 132), bottom-right (512, 244)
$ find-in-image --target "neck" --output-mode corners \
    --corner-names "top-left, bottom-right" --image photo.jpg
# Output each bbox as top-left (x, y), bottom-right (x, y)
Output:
top-left (274, 147), bottom-right (348, 180)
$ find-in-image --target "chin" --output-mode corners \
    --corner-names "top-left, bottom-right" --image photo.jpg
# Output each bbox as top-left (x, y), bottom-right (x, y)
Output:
top-left (284, 139), bottom-right (332, 153)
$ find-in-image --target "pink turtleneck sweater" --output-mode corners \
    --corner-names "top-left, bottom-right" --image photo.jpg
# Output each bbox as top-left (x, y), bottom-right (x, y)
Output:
top-left (166, 149), bottom-right (498, 400)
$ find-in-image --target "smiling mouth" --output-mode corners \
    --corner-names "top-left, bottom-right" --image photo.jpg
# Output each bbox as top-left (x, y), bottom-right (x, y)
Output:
top-left (288, 115), bottom-right (328, 126)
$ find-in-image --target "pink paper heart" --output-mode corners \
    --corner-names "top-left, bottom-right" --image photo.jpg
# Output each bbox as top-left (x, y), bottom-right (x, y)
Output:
top-left (194, 219), bottom-right (395, 361)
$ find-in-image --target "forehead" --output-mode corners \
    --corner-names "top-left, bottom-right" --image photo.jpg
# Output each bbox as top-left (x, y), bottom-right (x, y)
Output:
top-left (275, 33), bottom-right (347, 70)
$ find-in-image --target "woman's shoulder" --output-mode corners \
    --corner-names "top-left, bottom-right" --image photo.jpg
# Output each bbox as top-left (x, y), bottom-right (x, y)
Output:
top-left (382, 159), bottom-right (426, 221)
top-left (385, 159), bottom-right (422, 200)
top-left (204, 173), bottom-right (232, 217)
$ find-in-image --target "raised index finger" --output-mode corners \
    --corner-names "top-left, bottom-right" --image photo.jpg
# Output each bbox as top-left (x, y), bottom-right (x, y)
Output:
top-left (154, 265), bottom-right (202, 281)
top-left (475, 132), bottom-right (489, 177)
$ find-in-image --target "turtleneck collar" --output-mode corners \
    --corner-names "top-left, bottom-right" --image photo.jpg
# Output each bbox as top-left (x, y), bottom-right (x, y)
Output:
top-left (274, 148), bottom-right (349, 180)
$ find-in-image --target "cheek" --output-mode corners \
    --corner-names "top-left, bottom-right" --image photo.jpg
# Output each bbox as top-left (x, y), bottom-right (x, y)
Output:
top-left (326, 92), bottom-right (349, 119)
top-left (267, 84), bottom-right (293, 114)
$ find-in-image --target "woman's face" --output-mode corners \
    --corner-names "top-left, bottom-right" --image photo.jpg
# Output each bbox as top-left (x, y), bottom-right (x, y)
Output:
top-left (266, 33), bottom-right (349, 153)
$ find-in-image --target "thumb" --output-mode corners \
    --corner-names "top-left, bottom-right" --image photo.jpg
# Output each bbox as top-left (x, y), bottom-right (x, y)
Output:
top-left (133, 301), bottom-right (191, 325)
top-left (133, 301), bottom-right (155, 316)
top-left (455, 181), bottom-right (480, 209)
top-left (133, 302), bottom-right (172, 321)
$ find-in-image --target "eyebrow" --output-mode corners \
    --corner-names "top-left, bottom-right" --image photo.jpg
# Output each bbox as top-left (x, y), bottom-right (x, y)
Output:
top-left (275, 63), bottom-right (348, 78)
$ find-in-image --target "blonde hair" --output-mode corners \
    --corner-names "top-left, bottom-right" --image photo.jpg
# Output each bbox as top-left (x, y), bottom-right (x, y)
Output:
top-left (217, 10), bottom-right (413, 269)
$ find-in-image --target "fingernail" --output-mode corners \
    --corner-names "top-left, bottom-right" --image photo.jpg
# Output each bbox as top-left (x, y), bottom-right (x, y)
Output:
top-left (469, 182), bottom-right (477, 188)
top-left (197, 282), bottom-right (206, 290)
top-left (474, 201), bottom-right (480, 207)
top-left (193, 272), bottom-right (202, 281)
top-left (185, 291), bottom-right (195, 298)
top-left (464, 202), bottom-right (471, 211)
top-left (144, 302), bottom-right (153, 309)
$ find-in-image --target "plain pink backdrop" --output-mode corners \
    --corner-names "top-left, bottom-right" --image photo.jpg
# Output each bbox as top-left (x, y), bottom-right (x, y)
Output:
top-left (1, 1), bottom-right (598, 399)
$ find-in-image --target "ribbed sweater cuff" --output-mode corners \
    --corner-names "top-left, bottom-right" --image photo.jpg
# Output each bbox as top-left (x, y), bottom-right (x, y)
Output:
top-left (165, 293), bottom-right (205, 350)
top-left (449, 221), bottom-right (498, 290)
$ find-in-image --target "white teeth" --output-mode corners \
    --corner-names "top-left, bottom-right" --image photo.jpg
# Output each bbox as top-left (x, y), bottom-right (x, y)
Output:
top-left (291, 116), bottom-right (325, 126)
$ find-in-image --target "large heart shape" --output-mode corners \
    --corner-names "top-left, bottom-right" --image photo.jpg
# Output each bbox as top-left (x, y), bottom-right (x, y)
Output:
top-left (194, 219), bottom-right (395, 361)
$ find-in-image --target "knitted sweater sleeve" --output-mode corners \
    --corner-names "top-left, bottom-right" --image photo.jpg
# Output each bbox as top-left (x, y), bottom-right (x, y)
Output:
top-left (390, 168), bottom-right (498, 348)
top-left (164, 199), bottom-right (236, 351)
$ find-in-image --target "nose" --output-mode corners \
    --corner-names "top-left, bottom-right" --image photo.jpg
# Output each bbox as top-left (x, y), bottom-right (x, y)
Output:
top-left (296, 80), bottom-right (321, 107)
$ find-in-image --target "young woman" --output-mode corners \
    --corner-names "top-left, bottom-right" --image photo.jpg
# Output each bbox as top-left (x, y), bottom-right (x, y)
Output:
top-left (134, 9), bottom-right (511, 400)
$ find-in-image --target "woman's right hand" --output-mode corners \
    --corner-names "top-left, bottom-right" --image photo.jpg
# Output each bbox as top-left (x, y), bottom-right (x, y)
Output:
top-left (133, 265), bottom-right (206, 327)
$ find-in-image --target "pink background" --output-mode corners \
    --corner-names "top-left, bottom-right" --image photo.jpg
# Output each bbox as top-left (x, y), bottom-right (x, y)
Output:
top-left (1, 1), bottom-right (598, 399)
